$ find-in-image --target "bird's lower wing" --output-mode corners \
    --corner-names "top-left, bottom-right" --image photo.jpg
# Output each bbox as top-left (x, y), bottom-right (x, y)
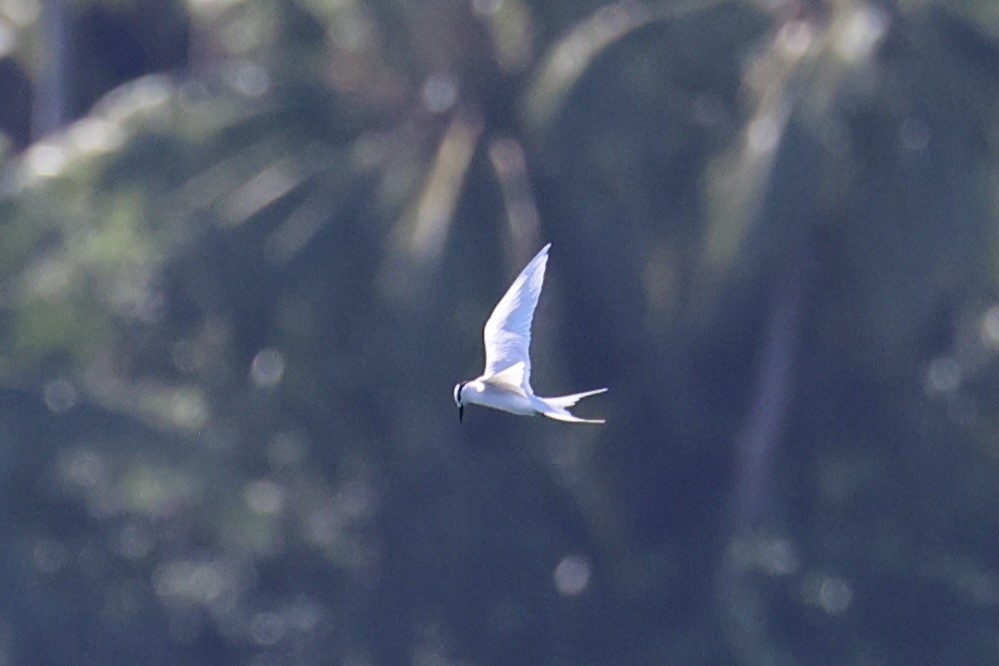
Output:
top-left (484, 362), bottom-right (529, 396)
top-left (540, 410), bottom-right (605, 424)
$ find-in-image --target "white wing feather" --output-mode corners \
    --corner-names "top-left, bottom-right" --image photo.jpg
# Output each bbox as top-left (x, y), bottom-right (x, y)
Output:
top-left (482, 243), bottom-right (551, 391)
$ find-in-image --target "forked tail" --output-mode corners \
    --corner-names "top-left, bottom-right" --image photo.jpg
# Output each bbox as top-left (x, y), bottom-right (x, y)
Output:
top-left (537, 388), bottom-right (608, 424)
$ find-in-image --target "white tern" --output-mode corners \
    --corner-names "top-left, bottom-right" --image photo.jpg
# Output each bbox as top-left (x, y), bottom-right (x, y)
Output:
top-left (453, 243), bottom-right (607, 424)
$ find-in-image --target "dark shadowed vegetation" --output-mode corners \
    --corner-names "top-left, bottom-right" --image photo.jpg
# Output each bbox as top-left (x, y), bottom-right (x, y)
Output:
top-left (0, 0), bottom-right (997, 664)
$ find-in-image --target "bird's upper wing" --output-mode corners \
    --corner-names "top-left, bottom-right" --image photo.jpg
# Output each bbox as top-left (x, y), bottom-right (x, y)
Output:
top-left (482, 243), bottom-right (550, 391)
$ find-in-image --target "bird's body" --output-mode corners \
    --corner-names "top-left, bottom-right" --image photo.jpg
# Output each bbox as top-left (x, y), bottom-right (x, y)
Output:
top-left (453, 244), bottom-right (607, 424)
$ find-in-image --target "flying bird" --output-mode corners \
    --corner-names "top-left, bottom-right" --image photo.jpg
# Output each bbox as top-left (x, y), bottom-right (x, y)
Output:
top-left (453, 243), bottom-right (607, 424)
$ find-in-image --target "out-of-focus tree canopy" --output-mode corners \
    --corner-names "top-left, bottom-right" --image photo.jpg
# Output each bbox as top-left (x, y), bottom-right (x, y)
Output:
top-left (0, 0), bottom-right (997, 664)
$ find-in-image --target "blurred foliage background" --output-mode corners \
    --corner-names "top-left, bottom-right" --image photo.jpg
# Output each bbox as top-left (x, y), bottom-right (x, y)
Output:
top-left (0, 0), bottom-right (997, 664)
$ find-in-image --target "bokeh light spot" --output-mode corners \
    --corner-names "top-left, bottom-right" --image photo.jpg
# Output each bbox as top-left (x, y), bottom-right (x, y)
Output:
top-left (777, 20), bottom-right (814, 57)
top-left (227, 61), bottom-right (270, 97)
top-left (154, 560), bottom-right (227, 605)
top-left (251, 348), bottom-right (286, 388)
top-left (421, 73), bottom-right (458, 113)
top-left (835, 4), bottom-right (889, 63)
top-left (57, 448), bottom-right (107, 490)
top-left (160, 388), bottom-right (209, 430)
top-left (43, 379), bottom-right (78, 413)
top-left (925, 356), bottom-right (961, 394)
top-left (760, 538), bottom-right (799, 576)
top-left (250, 611), bottom-right (286, 646)
top-left (553, 554), bottom-right (591, 597)
top-left (245, 479), bottom-right (285, 515)
top-left (818, 577), bottom-right (853, 614)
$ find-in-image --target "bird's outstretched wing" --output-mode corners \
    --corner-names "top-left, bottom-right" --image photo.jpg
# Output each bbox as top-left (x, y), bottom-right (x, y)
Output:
top-left (482, 243), bottom-right (550, 391)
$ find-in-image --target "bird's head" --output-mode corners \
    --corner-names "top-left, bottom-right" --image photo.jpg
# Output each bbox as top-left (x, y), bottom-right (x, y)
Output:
top-left (453, 381), bottom-right (467, 423)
